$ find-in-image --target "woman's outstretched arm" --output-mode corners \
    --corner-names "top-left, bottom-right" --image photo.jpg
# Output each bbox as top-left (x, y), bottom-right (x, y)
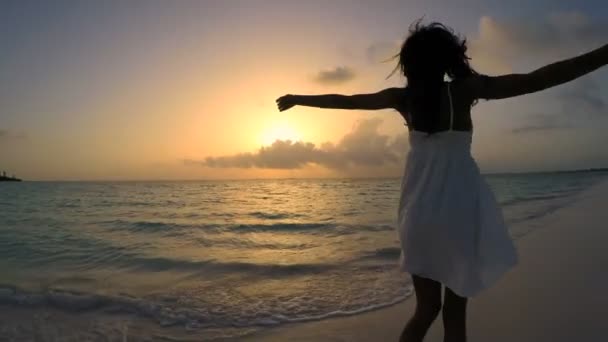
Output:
top-left (469, 43), bottom-right (608, 100)
top-left (276, 87), bottom-right (404, 111)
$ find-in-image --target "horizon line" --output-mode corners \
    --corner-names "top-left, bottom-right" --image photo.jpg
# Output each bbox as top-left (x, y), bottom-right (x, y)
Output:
top-left (10, 167), bottom-right (608, 182)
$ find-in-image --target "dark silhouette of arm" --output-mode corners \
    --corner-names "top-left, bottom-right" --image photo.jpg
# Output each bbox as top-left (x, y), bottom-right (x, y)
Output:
top-left (470, 44), bottom-right (608, 100)
top-left (276, 88), bottom-right (404, 111)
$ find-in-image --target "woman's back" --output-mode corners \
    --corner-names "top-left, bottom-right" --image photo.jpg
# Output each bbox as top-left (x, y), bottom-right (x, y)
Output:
top-left (398, 78), bottom-right (517, 297)
top-left (402, 81), bottom-right (474, 133)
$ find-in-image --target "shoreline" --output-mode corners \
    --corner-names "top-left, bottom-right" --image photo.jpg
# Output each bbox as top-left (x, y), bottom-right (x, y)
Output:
top-left (242, 179), bottom-right (608, 342)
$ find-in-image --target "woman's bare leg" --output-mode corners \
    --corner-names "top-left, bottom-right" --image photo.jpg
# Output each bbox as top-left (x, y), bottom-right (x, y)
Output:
top-left (442, 287), bottom-right (468, 342)
top-left (400, 275), bottom-right (442, 342)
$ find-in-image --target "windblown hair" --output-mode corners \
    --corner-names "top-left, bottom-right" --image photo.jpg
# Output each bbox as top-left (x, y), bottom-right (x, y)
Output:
top-left (391, 21), bottom-right (478, 134)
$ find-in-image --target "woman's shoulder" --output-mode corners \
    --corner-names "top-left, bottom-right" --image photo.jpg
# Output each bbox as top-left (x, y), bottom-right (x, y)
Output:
top-left (374, 87), bottom-right (408, 110)
top-left (451, 75), bottom-right (490, 103)
top-left (383, 86), bottom-right (408, 96)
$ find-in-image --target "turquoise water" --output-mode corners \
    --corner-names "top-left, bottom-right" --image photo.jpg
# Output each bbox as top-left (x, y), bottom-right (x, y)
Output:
top-left (0, 170), bottom-right (607, 340)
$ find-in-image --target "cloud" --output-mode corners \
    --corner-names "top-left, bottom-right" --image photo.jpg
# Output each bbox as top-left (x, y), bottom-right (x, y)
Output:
top-left (186, 118), bottom-right (407, 170)
top-left (469, 11), bottom-right (608, 74)
top-left (467, 12), bottom-right (607, 133)
top-left (511, 113), bottom-right (574, 134)
top-left (511, 76), bottom-right (607, 134)
top-left (0, 129), bottom-right (26, 140)
top-left (511, 123), bottom-right (571, 134)
top-left (314, 66), bottom-right (356, 84)
top-left (365, 11), bottom-right (608, 76)
top-left (186, 141), bottom-right (320, 169)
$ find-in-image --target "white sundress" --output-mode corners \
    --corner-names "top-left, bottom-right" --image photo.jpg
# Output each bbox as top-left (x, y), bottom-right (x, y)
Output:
top-left (397, 83), bottom-right (518, 297)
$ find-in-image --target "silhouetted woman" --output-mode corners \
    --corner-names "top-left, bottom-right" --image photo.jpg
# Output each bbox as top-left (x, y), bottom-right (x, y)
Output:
top-left (276, 22), bottom-right (608, 342)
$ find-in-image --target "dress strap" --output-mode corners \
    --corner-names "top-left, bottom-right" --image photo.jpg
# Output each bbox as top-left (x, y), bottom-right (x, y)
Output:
top-left (447, 83), bottom-right (454, 131)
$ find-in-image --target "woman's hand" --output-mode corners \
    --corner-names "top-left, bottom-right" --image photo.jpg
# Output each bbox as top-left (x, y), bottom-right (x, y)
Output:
top-left (276, 94), bottom-right (298, 111)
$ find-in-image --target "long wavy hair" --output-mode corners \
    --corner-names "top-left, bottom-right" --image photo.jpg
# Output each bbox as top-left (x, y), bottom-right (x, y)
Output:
top-left (391, 21), bottom-right (478, 135)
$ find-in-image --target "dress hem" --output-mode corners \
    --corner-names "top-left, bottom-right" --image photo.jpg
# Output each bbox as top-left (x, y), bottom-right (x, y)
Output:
top-left (400, 258), bottom-right (518, 298)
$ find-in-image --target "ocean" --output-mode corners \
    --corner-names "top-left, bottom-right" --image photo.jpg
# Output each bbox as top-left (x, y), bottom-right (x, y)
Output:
top-left (1, 170), bottom-right (607, 340)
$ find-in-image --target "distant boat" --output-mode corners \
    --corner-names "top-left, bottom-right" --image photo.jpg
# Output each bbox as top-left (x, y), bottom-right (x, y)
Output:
top-left (0, 171), bottom-right (22, 182)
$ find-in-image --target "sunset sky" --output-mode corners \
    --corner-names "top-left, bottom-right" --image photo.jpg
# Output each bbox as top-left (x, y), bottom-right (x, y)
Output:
top-left (1, 0), bottom-right (607, 180)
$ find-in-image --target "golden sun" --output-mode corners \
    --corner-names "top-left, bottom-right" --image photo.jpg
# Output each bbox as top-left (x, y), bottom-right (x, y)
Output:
top-left (260, 121), bottom-right (302, 146)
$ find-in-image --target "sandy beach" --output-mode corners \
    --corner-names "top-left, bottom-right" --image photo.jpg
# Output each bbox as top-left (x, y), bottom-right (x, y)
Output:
top-left (243, 179), bottom-right (608, 342)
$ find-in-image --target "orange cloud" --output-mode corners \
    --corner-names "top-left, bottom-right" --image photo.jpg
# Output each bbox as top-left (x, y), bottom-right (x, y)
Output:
top-left (186, 118), bottom-right (407, 170)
